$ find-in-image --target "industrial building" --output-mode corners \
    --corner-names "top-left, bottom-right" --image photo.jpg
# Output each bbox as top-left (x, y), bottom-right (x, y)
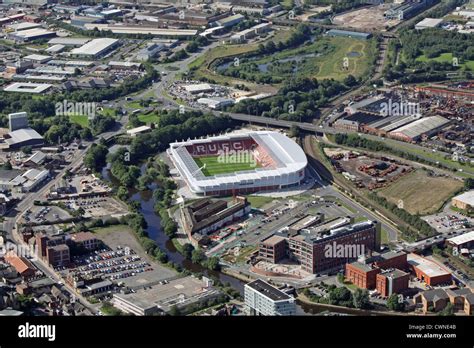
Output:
top-left (1, 112), bottom-right (44, 150)
top-left (197, 97), bottom-right (234, 110)
top-left (244, 279), bottom-right (296, 316)
top-left (71, 38), bottom-right (120, 58)
top-left (181, 197), bottom-right (251, 241)
top-left (112, 276), bottom-right (219, 315)
top-left (388, 115), bottom-right (450, 141)
top-left (415, 17), bottom-right (443, 30)
top-left (326, 29), bottom-right (372, 40)
top-left (8, 28), bottom-right (56, 42)
top-left (384, 0), bottom-right (435, 20)
top-left (3, 82), bottom-right (53, 94)
top-left (213, 13), bottom-right (245, 27)
top-left (407, 253), bottom-right (451, 286)
top-left (136, 43), bottom-right (165, 61)
top-left (446, 231), bottom-right (474, 250)
top-left (168, 131), bottom-right (307, 196)
top-left (451, 191), bottom-right (474, 212)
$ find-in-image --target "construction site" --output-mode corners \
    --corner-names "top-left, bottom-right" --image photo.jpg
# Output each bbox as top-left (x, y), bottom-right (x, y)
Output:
top-left (325, 148), bottom-right (413, 190)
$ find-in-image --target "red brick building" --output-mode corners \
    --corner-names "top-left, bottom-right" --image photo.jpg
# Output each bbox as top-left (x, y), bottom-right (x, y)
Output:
top-left (345, 262), bottom-right (380, 289)
top-left (376, 269), bottom-right (410, 297)
top-left (407, 253), bottom-right (452, 286)
top-left (259, 235), bottom-right (287, 263)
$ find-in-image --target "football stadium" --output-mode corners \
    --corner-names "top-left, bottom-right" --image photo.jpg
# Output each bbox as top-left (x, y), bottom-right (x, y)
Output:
top-left (168, 131), bottom-right (308, 196)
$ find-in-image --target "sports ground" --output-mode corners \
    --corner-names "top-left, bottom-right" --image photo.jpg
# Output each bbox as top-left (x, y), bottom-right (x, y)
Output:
top-left (193, 155), bottom-right (260, 176)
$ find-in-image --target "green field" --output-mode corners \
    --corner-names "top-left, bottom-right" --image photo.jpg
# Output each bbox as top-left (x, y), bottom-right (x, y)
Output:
top-left (246, 195), bottom-right (276, 208)
top-left (416, 52), bottom-right (474, 71)
top-left (194, 155), bottom-right (260, 176)
top-left (189, 28), bottom-right (292, 91)
top-left (138, 113), bottom-right (160, 124)
top-left (377, 170), bottom-right (463, 215)
top-left (216, 36), bottom-right (374, 83)
top-left (69, 114), bottom-right (89, 128)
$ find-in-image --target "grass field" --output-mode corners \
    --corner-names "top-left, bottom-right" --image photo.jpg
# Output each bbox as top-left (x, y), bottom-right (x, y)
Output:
top-left (189, 28), bottom-right (293, 90)
top-left (416, 52), bottom-right (474, 71)
top-left (138, 113), bottom-right (160, 124)
top-left (194, 155), bottom-right (260, 176)
top-left (69, 114), bottom-right (89, 128)
top-left (215, 36), bottom-right (373, 83)
top-left (377, 170), bottom-right (463, 215)
top-left (246, 195), bottom-right (276, 208)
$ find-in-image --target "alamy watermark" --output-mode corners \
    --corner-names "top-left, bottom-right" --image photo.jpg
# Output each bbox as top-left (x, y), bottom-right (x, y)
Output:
top-left (324, 242), bottom-right (365, 259)
top-left (55, 99), bottom-right (98, 119)
top-left (380, 99), bottom-right (420, 117)
top-left (217, 149), bottom-right (257, 167)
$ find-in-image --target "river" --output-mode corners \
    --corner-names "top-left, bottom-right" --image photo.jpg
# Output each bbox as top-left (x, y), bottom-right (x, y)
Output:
top-left (101, 164), bottom-right (245, 294)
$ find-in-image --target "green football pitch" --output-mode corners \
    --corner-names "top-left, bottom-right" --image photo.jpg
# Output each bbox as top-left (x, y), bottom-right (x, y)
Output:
top-left (193, 155), bottom-right (260, 176)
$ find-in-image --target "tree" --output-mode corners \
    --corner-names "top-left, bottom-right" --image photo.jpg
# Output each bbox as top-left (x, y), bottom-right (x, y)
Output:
top-left (206, 256), bottom-right (220, 271)
top-left (353, 288), bottom-right (370, 309)
top-left (84, 143), bottom-right (108, 172)
top-left (169, 305), bottom-right (181, 316)
top-left (438, 303), bottom-right (455, 316)
top-left (191, 249), bottom-right (206, 264)
top-left (387, 294), bottom-right (405, 312)
top-left (182, 243), bottom-right (194, 260)
top-left (289, 125), bottom-right (300, 138)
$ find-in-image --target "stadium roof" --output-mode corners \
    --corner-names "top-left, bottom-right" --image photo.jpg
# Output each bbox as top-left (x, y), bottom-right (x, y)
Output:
top-left (169, 131), bottom-right (307, 190)
top-left (453, 190), bottom-right (474, 206)
top-left (447, 231), bottom-right (474, 247)
top-left (389, 115), bottom-right (450, 139)
top-left (71, 38), bottom-right (119, 56)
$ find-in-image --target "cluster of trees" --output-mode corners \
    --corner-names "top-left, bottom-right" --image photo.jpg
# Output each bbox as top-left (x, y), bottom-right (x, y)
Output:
top-left (180, 243), bottom-right (220, 271)
top-left (333, 133), bottom-right (462, 173)
top-left (130, 112), bottom-right (235, 161)
top-left (306, 0), bottom-right (368, 18)
top-left (303, 285), bottom-right (370, 309)
top-left (230, 76), bottom-right (350, 122)
top-left (108, 147), bottom-right (141, 188)
top-left (0, 65), bottom-right (157, 145)
top-left (218, 24), bottom-right (315, 84)
top-left (185, 36), bottom-right (209, 53)
top-left (123, 210), bottom-right (170, 265)
top-left (401, 29), bottom-right (474, 64)
top-left (90, 114), bottom-right (116, 136)
top-left (367, 192), bottom-right (435, 241)
top-left (387, 294), bottom-right (405, 312)
top-left (84, 143), bottom-right (109, 172)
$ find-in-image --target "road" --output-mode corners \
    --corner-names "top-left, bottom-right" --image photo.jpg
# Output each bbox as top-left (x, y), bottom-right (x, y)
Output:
top-left (2, 112), bottom-right (129, 315)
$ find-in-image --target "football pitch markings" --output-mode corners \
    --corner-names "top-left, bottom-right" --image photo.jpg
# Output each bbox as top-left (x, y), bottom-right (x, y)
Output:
top-left (193, 156), bottom-right (260, 176)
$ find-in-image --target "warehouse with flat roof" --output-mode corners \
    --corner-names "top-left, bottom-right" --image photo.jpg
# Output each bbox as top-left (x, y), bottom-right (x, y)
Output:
top-left (415, 17), bottom-right (443, 30)
top-left (452, 190), bottom-right (474, 211)
top-left (388, 115), bottom-right (450, 141)
top-left (326, 29), bottom-right (372, 40)
top-left (71, 38), bottom-right (120, 58)
top-left (8, 28), bottom-right (56, 42)
top-left (3, 82), bottom-right (53, 94)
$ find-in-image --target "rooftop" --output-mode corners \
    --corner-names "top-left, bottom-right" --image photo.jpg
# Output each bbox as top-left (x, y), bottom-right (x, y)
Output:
top-left (407, 253), bottom-right (451, 278)
top-left (447, 230), bottom-right (474, 246)
top-left (245, 279), bottom-right (292, 302)
top-left (71, 38), bottom-right (119, 56)
top-left (452, 190), bottom-right (474, 206)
